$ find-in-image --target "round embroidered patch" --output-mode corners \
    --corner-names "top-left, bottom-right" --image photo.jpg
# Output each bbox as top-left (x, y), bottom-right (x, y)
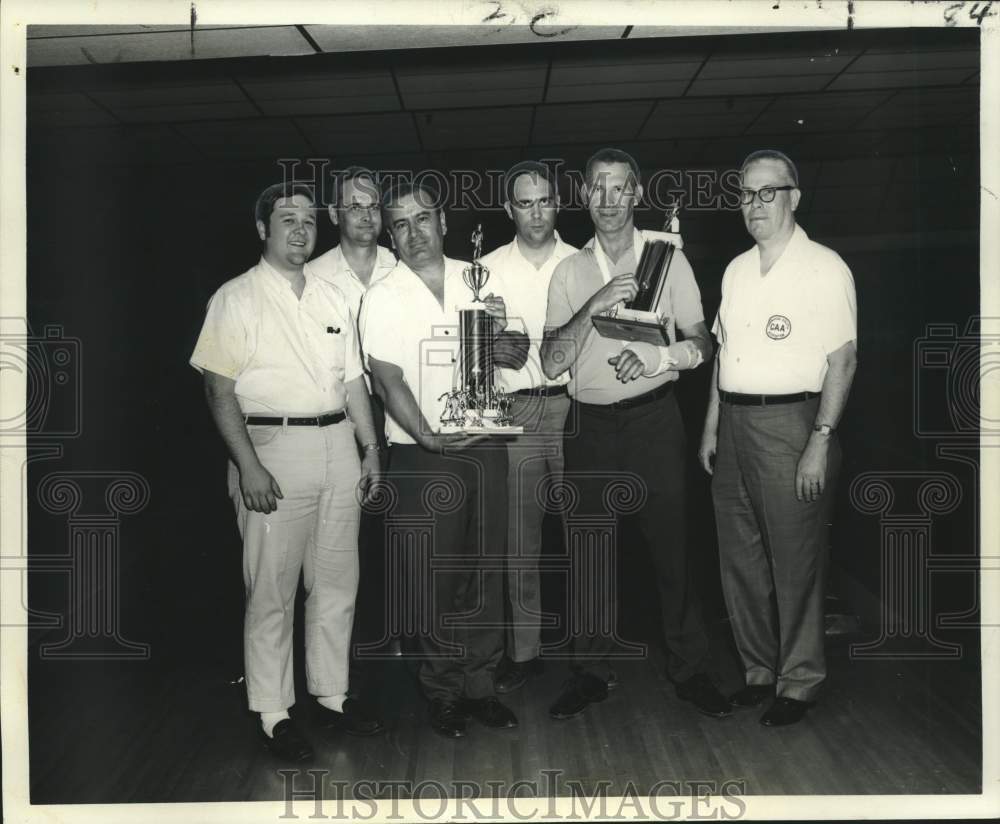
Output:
top-left (766, 315), bottom-right (791, 340)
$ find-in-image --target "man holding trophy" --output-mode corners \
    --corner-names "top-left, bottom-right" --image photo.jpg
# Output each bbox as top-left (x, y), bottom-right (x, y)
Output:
top-left (358, 179), bottom-right (529, 738)
top-left (539, 148), bottom-right (731, 721)
top-left (478, 161), bottom-right (578, 694)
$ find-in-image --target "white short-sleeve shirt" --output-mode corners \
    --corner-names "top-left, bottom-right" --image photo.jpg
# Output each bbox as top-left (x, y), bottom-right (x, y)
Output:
top-left (307, 244), bottom-right (397, 319)
top-left (359, 256), bottom-right (471, 445)
top-left (479, 232), bottom-right (577, 393)
top-left (190, 257), bottom-right (363, 415)
top-left (712, 224), bottom-right (857, 394)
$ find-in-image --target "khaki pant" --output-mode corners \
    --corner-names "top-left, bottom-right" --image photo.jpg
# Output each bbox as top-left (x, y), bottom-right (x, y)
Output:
top-left (228, 421), bottom-right (361, 713)
top-left (504, 391), bottom-right (570, 662)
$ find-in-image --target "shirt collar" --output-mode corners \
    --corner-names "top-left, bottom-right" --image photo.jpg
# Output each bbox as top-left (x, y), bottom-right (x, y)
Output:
top-left (330, 244), bottom-right (397, 283)
top-left (257, 255), bottom-right (312, 294)
top-left (752, 223), bottom-right (807, 270)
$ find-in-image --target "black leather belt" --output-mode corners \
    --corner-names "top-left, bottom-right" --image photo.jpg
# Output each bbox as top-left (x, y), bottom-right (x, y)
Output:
top-left (514, 385), bottom-right (568, 398)
top-left (244, 411), bottom-right (346, 426)
top-left (719, 390), bottom-right (818, 406)
top-left (580, 380), bottom-right (674, 411)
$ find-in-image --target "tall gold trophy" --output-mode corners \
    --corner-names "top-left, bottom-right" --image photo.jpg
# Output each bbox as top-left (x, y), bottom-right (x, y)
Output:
top-left (438, 224), bottom-right (521, 433)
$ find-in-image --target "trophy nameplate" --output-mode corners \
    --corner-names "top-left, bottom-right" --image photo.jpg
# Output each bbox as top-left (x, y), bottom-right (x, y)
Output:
top-left (591, 205), bottom-right (680, 347)
top-left (438, 224), bottom-right (523, 435)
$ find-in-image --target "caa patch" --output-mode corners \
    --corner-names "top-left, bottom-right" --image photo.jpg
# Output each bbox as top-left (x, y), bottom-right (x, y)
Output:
top-left (766, 315), bottom-right (791, 340)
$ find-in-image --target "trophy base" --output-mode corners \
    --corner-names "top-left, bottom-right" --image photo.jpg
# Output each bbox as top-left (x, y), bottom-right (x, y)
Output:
top-left (592, 309), bottom-right (671, 346)
top-left (439, 423), bottom-right (524, 435)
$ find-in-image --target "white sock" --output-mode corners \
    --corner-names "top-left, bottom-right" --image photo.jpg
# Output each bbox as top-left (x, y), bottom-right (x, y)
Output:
top-left (317, 694), bottom-right (347, 712)
top-left (261, 710), bottom-right (290, 738)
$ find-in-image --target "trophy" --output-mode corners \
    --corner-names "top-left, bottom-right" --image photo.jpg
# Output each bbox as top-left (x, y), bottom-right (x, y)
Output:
top-left (591, 204), bottom-right (681, 346)
top-left (438, 224), bottom-right (521, 433)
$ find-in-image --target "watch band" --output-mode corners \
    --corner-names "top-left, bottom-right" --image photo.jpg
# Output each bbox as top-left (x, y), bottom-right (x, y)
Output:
top-left (813, 424), bottom-right (835, 436)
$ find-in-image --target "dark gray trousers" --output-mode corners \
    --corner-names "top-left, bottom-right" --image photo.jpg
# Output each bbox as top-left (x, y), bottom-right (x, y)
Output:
top-left (712, 397), bottom-right (840, 702)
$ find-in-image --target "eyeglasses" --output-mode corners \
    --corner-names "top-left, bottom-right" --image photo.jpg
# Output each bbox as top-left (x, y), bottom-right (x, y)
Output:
top-left (739, 185), bottom-right (796, 205)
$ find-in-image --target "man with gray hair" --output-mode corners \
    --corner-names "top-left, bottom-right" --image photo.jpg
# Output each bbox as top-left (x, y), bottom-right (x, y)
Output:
top-left (699, 149), bottom-right (857, 727)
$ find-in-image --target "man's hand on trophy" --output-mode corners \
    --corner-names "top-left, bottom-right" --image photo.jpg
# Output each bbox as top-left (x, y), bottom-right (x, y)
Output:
top-left (587, 274), bottom-right (638, 315)
top-left (608, 347), bottom-right (648, 383)
top-left (482, 292), bottom-right (508, 332)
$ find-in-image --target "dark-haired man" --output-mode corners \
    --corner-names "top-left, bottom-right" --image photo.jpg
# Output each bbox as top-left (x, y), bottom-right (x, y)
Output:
top-left (540, 148), bottom-right (730, 721)
top-left (191, 183), bottom-right (384, 763)
top-left (699, 150), bottom-right (857, 727)
top-left (359, 181), bottom-right (529, 738)
top-left (479, 161), bottom-right (577, 693)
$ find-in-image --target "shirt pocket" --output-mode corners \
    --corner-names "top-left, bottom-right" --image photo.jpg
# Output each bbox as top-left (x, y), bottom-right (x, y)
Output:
top-left (316, 323), bottom-right (348, 382)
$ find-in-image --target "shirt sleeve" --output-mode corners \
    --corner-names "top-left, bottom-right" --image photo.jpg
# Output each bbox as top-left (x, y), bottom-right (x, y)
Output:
top-left (359, 284), bottom-right (405, 369)
top-left (711, 262), bottom-right (733, 343)
top-left (814, 255), bottom-right (858, 354)
top-left (663, 248), bottom-right (704, 331)
top-left (544, 258), bottom-right (575, 331)
top-left (189, 287), bottom-right (248, 379)
top-left (342, 306), bottom-right (364, 384)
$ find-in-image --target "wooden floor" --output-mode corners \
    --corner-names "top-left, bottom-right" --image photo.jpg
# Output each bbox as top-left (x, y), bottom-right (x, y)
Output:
top-left (28, 623), bottom-right (981, 803)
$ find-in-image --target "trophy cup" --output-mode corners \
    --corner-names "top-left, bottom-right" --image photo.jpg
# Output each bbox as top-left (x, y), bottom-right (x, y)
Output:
top-left (438, 224), bottom-right (521, 433)
top-left (591, 203), bottom-right (681, 346)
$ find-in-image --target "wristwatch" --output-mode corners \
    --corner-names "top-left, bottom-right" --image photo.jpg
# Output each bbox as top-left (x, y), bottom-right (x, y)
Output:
top-left (813, 424), bottom-right (835, 436)
top-left (362, 442), bottom-right (381, 453)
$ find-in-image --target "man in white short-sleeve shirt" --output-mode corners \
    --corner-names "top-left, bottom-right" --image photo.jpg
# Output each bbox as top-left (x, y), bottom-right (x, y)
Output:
top-left (359, 180), bottom-right (529, 740)
top-left (699, 150), bottom-right (858, 727)
top-left (478, 161), bottom-right (576, 693)
top-left (190, 183), bottom-right (384, 762)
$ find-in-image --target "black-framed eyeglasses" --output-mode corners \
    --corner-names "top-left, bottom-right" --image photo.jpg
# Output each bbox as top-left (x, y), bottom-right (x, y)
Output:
top-left (739, 185), bottom-right (796, 205)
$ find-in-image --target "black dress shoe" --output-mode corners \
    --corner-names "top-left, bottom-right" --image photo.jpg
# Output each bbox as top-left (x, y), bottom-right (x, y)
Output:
top-left (494, 657), bottom-right (544, 694)
top-left (548, 672), bottom-right (610, 720)
top-left (675, 673), bottom-right (732, 718)
top-left (760, 697), bottom-right (812, 727)
top-left (462, 696), bottom-right (518, 729)
top-left (428, 699), bottom-right (467, 738)
top-left (260, 718), bottom-right (314, 762)
top-left (315, 698), bottom-right (385, 736)
top-left (729, 684), bottom-right (774, 708)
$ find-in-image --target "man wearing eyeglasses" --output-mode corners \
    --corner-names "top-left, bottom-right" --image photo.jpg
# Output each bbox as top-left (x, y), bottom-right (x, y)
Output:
top-left (699, 149), bottom-right (857, 727)
top-left (477, 161), bottom-right (578, 694)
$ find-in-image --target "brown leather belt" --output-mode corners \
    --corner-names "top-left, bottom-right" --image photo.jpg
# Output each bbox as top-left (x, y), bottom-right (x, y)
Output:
top-left (719, 390), bottom-right (818, 406)
top-left (244, 411), bottom-right (346, 427)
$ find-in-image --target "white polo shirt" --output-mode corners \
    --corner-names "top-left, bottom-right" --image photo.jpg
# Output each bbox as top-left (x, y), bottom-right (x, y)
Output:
top-left (359, 256), bottom-right (472, 445)
top-left (479, 232), bottom-right (577, 393)
top-left (307, 244), bottom-right (397, 319)
top-left (713, 224), bottom-right (857, 394)
top-left (190, 257), bottom-right (363, 415)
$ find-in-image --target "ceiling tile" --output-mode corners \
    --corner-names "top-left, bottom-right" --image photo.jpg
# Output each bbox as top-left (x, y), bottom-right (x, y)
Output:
top-left (91, 82), bottom-right (246, 109)
top-left (849, 48), bottom-right (979, 72)
top-left (238, 70), bottom-right (400, 115)
top-left (416, 107), bottom-right (533, 150)
top-left (547, 80), bottom-right (689, 103)
top-left (175, 119), bottom-right (311, 159)
top-left (815, 157), bottom-right (895, 187)
top-left (297, 112), bottom-right (419, 154)
top-left (699, 53), bottom-right (854, 79)
top-left (640, 96), bottom-right (771, 139)
top-left (828, 68), bottom-right (977, 91)
top-left (532, 101), bottom-right (651, 143)
top-left (395, 63), bottom-right (546, 110)
top-left (687, 75), bottom-right (830, 96)
top-left (116, 101), bottom-right (259, 124)
top-left (28, 92), bottom-right (118, 127)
